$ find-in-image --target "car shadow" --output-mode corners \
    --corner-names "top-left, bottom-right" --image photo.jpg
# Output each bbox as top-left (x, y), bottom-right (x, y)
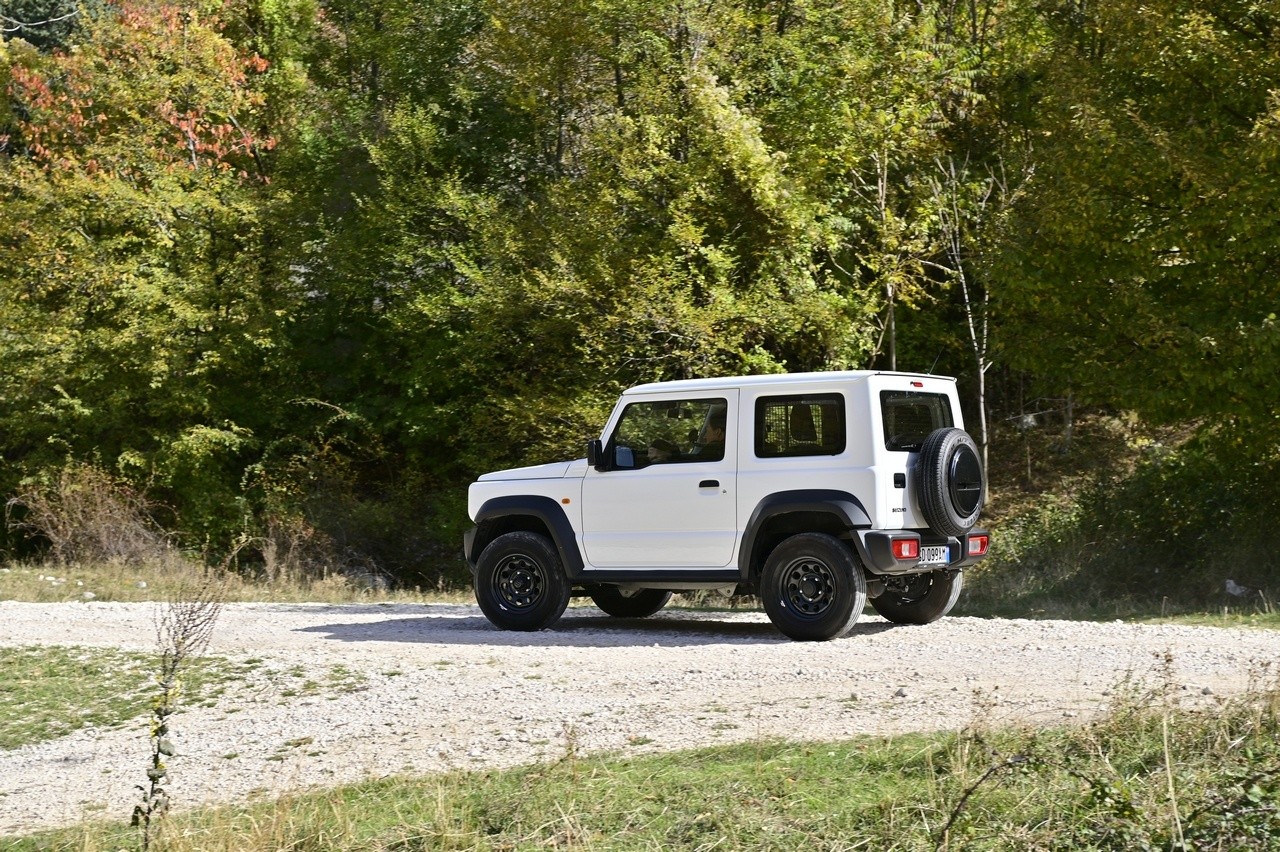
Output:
top-left (294, 609), bottom-right (899, 648)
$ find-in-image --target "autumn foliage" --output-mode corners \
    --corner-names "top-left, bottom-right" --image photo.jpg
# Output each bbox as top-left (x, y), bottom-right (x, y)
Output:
top-left (2, 0), bottom-right (1279, 594)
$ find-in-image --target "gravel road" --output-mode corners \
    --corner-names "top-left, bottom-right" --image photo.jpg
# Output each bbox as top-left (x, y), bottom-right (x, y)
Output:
top-left (3, 600), bottom-right (1280, 836)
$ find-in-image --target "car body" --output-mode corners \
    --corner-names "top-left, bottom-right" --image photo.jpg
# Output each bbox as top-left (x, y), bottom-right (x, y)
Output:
top-left (465, 370), bottom-right (989, 640)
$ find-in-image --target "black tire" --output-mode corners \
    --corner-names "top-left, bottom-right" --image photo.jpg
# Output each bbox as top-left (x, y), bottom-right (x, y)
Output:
top-left (588, 586), bottom-right (673, 618)
top-left (474, 531), bottom-right (571, 631)
top-left (870, 570), bottom-right (963, 625)
top-left (916, 427), bottom-right (985, 537)
top-left (760, 532), bottom-right (867, 641)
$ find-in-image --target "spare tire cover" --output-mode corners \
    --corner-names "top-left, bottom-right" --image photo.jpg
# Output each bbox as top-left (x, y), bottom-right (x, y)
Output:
top-left (915, 427), bottom-right (984, 537)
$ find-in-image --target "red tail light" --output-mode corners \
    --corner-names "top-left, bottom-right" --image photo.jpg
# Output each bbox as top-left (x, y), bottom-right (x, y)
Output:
top-left (892, 538), bottom-right (919, 560)
top-left (967, 534), bottom-right (989, 556)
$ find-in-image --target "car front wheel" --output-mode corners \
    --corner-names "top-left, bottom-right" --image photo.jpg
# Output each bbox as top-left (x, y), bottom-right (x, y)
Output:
top-left (474, 531), bottom-right (571, 631)
top-left (761, 532), bottom-right (866, 641)
top-left (587, 586), bottom-right (673, 618)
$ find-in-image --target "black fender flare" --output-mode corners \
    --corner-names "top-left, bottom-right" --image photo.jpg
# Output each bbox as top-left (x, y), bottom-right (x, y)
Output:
top-left (466, 495), bottom-right (585, 578)
top-left (738, 489), bottom-right (872, 581)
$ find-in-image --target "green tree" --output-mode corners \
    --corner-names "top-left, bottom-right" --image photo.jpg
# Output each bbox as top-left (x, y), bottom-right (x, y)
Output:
top-left (994, 0), bottom-right (1280, 428)
top-left (1, 0), bottom-right (89, 51)
top-left (0, 0), bottom-right (290, 548)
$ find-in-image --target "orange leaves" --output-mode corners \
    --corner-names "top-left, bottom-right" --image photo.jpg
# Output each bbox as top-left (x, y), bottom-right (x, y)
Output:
top-left (4, 0), bottom-right (276, 181)
top-left (156, 99), bottom-right (275, 173)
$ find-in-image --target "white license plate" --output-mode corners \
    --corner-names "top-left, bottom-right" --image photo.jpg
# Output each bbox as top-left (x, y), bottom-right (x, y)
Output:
top-left (920, 545), bottom-right (950, 565)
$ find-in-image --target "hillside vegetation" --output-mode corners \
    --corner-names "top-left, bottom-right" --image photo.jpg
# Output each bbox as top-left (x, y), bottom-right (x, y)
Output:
top-left (3, 0), bottom-right (1278, 607)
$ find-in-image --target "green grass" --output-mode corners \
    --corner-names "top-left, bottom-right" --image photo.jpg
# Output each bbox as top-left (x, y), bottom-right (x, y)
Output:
top-left (0, 646), bottom-right (155, 749)
top-left (0, 561), bottom-right (472, 605)
top-left (0, 646), bottom-right (253, 750)
top-left (6, 674), bottom-right (1280, 851)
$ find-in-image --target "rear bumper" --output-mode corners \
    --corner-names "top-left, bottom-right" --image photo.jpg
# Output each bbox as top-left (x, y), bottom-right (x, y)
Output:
top-left (857, 528), bottom-right (989, 575)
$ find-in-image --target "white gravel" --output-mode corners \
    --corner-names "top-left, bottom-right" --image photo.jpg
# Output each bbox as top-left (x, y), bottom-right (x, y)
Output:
top-left (3, 600), bottom-right (1280, 836)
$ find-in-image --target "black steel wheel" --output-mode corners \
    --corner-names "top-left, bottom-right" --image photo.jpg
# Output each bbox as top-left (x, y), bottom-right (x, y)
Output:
top-left (761, 532), bottom-right (866, 641)
top-left (588, 586), bottom-right (673, 618)
top-left (870, 570), bottom-right (963, 625)
top-left (474, 531), bottom-right (571, 631)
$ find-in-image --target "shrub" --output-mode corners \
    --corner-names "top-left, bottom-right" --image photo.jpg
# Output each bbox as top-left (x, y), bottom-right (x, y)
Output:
top-left (5, 462), bottom-right (175, 566)
top-left (970, 423), bottom-right (1280, 616)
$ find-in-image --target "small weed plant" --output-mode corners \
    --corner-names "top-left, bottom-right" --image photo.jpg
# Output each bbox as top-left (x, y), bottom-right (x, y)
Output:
top-left (131, 573), bottom-right (226, 850)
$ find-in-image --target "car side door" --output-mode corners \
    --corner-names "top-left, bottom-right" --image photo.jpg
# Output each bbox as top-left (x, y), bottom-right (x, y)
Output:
top-left (580, 392), bottom-right (738, 569)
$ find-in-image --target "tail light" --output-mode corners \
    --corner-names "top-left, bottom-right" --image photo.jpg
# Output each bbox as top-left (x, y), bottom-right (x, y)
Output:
top-left (967, 533), bottom-right (990, 556)
top-left (891, 538), bottom-right (919, 560)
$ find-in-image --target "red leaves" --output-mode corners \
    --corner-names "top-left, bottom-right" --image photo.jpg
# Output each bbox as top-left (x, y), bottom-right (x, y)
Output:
top-left (5, 0), bottom-right (275, 180)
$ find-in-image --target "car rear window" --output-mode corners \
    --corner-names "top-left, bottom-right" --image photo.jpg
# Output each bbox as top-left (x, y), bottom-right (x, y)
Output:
top-left (755, 394), bottom-right (846, 457)
top-left (880, 391), bottom-right (953, 452)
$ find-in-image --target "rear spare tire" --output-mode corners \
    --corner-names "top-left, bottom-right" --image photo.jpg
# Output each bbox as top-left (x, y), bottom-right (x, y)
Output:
top-left (915, 427), bottom-right (984, 537)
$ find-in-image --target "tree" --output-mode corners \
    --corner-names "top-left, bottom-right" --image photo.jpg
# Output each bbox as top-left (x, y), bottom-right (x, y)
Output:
top-left (0, 0), bottom-right (290, 547)
top-left (1, 0), bottom-right (88, 51)
top-left (993, 0), bottom-right (1280, 428)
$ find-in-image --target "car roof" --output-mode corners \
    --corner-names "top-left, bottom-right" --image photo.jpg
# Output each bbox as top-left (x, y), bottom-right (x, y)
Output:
top-left (622, 370), bottom-right (957, 396)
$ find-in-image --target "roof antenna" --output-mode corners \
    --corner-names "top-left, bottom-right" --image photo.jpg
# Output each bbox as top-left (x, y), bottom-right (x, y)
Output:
top-left (927, 349), bottom-right (944, 375)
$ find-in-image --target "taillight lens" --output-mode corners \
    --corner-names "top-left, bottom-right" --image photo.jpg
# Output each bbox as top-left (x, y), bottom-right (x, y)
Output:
top-left (892, 538), bottom-right (919, 560)
top-left (967, 534), bottom-right (989, 556)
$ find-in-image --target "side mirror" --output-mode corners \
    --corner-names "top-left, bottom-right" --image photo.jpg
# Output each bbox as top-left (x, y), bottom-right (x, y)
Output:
top-left (587, 439), bottom-right (607, 470)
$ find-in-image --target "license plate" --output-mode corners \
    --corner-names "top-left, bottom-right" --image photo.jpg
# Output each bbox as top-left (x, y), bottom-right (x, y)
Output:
top-left (920, 545), bottom-right (949, 565)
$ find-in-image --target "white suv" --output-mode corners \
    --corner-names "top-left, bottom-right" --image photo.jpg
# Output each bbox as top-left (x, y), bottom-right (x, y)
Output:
top-left (464, 371), bottom-right (989, 640)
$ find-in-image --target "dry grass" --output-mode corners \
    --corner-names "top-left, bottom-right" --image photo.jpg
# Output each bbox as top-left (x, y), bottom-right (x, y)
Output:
top-left (0, 560), bottom-right (473, 605)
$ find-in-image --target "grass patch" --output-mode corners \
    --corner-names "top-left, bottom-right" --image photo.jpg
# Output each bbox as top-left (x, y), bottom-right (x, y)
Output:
top-left (0, 646), bottom-right (154, 749)
top-left (0, 561), bottom-right (475, 605)
top-left (0, 646), bottom-right (250, 750)
top-left (7, 673), bottom-right (1280, 850)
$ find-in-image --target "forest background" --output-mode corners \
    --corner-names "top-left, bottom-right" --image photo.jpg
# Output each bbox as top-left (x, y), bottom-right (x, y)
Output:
top-left (3, 0), bottom-right (1279, 609)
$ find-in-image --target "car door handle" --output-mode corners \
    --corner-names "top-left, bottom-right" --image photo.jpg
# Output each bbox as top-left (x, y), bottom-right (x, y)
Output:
top-left (699, 480), bottom-right (719, 488)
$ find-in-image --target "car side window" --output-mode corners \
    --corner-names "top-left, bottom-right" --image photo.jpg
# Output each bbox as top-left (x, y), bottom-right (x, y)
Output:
top-left (755, 394), bottom-right (846, 457)
top-left (609, 398), bottom-right (728, 468)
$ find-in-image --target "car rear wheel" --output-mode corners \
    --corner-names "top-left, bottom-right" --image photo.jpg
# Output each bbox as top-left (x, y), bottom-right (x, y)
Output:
top-left (870, 570), bottom-right (963, 625)
top-left (761, 532), bottom-right (866, 641)
top-left (474, 531), bottom-right (571, 631)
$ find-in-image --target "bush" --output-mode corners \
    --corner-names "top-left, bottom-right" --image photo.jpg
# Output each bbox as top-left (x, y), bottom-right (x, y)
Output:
top-left (5, 462), bottom-right (176, 566)
top-left (970, 423), bottom-right (1280, 616)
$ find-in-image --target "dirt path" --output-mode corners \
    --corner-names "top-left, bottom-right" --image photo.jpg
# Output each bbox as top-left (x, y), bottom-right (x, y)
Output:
top-left (3, 600), bottom-right (1279, 835)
